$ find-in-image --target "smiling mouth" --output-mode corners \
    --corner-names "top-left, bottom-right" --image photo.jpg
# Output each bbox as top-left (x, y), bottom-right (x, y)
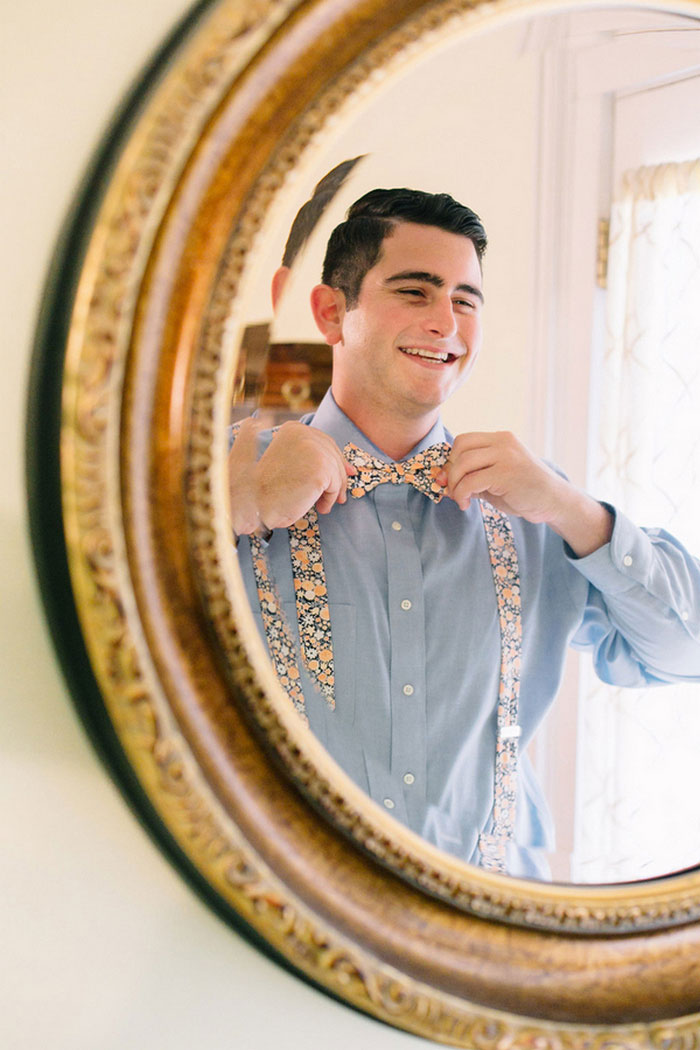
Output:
top-left (400, 347), bottom-right (457, 363)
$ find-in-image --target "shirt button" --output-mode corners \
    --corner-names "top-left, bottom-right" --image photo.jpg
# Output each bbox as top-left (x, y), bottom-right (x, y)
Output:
top-left (383, 797), bottom-right (395, 810)
top-left (391, 521), bottom-right (402, 531)
top-left (402, 684), bottom-right (414, 696)
top-left (623, 554), bottom-right (633, 567)
top-left (403, 772), bottom-right (415, 785)
top-left (400, 599), bottom-right (412, 611)
top-left (682, 610), bottom-right (690, 622)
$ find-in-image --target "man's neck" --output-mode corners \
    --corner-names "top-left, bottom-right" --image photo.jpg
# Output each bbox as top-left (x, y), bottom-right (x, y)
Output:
top-left (331, 385), bottom-right (439, 461)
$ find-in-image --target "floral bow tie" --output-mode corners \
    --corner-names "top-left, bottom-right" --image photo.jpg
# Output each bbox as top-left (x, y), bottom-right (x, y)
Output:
top-left (343, 442), bottom-right (451, 503)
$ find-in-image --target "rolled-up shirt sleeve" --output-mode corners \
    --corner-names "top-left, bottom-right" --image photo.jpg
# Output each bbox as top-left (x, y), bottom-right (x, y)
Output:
top-left (567, 505), bottom-right (700, 685)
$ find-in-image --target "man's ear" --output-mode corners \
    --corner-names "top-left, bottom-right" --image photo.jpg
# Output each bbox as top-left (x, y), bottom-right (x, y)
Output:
top-left (310, 284), bottom-right (345, 345)
top-left (270, 265), bottom-right (290, 312)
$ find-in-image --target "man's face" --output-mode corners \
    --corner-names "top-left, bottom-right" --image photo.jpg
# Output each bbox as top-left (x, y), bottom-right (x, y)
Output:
top-left (330, 221), bottom-right (484, 427)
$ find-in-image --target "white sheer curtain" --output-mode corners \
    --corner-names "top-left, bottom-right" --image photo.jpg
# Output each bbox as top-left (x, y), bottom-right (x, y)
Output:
top-left (574, 159), bottom-right (700, 882)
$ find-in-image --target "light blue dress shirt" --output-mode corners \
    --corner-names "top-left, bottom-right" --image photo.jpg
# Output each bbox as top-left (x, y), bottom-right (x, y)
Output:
top-left (235, 391), bottom-right (700, 875)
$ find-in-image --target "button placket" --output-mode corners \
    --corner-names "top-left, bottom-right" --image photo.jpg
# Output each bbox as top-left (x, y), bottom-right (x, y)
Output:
top-left (376, 484), bottom-right (427, 817)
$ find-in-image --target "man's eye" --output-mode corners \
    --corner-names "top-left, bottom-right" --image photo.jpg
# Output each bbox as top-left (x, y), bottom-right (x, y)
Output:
top-left (397, 287), bottom-right (425, 297)
top-left (454, 298), bottom-right (476, 310)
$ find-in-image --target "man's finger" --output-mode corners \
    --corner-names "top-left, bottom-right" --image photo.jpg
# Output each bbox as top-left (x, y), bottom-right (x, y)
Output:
top-left (443, 448), bottom-right (497, 496)
top-left (230, 416), bottom-right (265, 456)
top-left (318, 456), bottom-right (355, 512)
top-left (449, 466), bottom-right (499, 509)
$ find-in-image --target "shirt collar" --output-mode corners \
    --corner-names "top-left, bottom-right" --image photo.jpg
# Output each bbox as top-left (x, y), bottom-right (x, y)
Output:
top-left (308, 389), bottom-right (451, 463)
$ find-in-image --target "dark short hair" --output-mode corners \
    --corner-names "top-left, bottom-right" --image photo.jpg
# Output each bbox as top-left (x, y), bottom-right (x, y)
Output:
top-left (280, 156), bottom-right (365, 268)
top-left (321, 187), bottom-right (487, 307)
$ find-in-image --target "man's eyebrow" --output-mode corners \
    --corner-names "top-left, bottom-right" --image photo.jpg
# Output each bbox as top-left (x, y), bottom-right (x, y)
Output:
top-left (384, 270), bottom-right (484, 303)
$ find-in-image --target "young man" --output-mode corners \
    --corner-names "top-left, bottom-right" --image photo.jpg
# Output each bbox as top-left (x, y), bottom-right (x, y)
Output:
top-left (230, 188), bottom-right (700, 876)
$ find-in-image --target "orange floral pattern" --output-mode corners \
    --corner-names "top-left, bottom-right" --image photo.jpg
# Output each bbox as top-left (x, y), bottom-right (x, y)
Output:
top-left (288, 510), bottom-right (336, 707)
top-left (476, 502), bottom-right (523, 874)
top-left (248, 537), bottom-right (308, 723)
top-left (343, 442), bottom-right (451, 502)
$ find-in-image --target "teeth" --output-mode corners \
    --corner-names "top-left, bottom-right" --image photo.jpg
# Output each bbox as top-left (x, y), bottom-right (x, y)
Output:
top-left (401, 347), bottom-right (449, 362)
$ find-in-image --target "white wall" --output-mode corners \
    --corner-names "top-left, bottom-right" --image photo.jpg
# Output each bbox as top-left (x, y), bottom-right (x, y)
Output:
top-left (1, 3), bottom-right (433, 1046)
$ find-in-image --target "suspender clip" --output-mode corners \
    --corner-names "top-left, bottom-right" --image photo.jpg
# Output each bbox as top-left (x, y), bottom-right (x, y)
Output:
top-left (499, 724), bottom-right (522, 740)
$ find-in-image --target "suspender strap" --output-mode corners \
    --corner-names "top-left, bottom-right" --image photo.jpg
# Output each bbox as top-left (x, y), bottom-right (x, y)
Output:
top-left (249, 533), bottom-right (309, 722)
top-left (476, 502), bottom-right (523, 874)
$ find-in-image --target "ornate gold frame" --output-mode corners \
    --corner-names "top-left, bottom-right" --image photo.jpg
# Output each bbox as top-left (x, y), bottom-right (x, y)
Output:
top-left (28, 0), bottom-right (700, 1042)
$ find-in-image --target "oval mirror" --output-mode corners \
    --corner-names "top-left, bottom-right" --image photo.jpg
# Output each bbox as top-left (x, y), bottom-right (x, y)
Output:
top-left (224, 1), bottom-right (700, 886)
top-left (27, 0), bottom-right (700, 1042)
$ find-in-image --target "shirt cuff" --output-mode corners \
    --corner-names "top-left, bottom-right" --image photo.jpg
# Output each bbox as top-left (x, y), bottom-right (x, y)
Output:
top-left (565, 503), bottom-right (654, 595)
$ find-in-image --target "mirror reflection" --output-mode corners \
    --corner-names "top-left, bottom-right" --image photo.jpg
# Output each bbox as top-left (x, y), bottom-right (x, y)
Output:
top-left (227, 4), bottom-right (700, 883)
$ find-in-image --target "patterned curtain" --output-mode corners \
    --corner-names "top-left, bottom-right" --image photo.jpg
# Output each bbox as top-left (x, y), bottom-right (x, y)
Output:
top-left (574, 159), bottom-right (700, 882)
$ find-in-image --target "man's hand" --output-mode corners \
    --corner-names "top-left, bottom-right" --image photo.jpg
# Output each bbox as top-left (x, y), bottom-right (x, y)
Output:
top-left (437, 431), bottom-right (613, 557)
top-left (228, 419), bottom-right (355, 536)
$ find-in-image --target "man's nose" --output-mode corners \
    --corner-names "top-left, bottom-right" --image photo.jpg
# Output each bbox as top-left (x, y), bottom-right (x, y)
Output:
top-left (423, 296), bottom-right (457, 338)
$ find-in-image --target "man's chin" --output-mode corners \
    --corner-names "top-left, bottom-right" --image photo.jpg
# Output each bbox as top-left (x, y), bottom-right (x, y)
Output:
top-left (407, 379), bottom-right (462, 413)
top-left (400, 394), bottom-right (446, 421)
